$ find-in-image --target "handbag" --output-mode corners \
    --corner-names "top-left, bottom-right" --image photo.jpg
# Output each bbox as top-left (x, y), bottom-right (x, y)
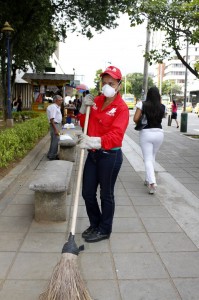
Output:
top-left (134, 113), bottom-right (148, 131)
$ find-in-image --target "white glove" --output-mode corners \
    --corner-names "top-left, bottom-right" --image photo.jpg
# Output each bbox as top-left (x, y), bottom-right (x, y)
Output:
top-left (84, 94), bottom-right (94, 106)
top-left (79, 94), bottom-right (94, 114)
top-left (78, 134), bottom-right (101, 149)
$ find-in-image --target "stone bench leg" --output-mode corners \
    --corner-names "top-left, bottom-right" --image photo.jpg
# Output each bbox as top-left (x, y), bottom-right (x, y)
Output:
top-left (59, 145), bottom-right (76, 162)
top-left (35, 191), bottom-right (67, 222)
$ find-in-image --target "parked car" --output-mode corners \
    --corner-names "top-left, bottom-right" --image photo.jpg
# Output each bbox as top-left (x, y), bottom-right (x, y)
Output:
top-left (194, 103), bottom-right (199, 114)
top-left (182, 102), bottom-right (193, 113)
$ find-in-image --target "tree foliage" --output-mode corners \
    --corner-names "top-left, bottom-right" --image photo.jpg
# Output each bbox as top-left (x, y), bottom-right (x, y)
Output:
top-left (124, 73), bottom-right (154, 99)
top-left (1, 0), bottom-right (198, 118)
top-left (162, 80), bottom-right (182, 96)
top-left (125, 0), bottom-right (199, 78)
top-left (0, 0), bottom-right (124, 118)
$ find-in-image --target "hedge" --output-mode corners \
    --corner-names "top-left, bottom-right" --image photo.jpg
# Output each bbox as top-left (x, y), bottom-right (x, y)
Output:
top-left (0, 113), bottom-right (49, 167)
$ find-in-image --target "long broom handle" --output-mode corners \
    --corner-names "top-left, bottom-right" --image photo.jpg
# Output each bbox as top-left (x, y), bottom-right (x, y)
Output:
top-left (70, 106), bottom-right (91, 235)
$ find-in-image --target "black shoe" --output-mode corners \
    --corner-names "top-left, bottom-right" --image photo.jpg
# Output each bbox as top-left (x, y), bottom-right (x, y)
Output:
top-left (85, 230), bottom-right (110, 243)
top-left (82, 226), bottom-right (96, 239)
top-left (49, 156), bottom-right (59, 160)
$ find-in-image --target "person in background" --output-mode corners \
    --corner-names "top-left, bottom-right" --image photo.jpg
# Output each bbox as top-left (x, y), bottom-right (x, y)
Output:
top-left (17, 95), bottom-right (22, 112)
top-left (79, 90), bottom-right (90, 115)
top-left (12, 97), bottom-right (18, 112)
top-left (133, 86), bottom-right (165, 194)
top-left (73, 94), bottom-right (81, 119)
top-left (46, 95), bottom-right (63, 160)
top-left (78, 66), bottom-right (129, 243)
top-left (171, 100), bottom-right (179, 128)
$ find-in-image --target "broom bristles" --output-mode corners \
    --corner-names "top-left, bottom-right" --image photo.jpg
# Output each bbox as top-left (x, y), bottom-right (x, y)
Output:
top-left (39, 253), bottom-right (92, 300)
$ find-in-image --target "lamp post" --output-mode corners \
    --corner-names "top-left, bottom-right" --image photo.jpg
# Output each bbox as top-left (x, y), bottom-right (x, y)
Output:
top-left (1, 21), bottom-right (14, 127)
top-left (180, 39), bottom-right (189, 133)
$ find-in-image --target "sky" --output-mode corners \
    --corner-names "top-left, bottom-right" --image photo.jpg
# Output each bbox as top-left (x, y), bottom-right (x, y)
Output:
top-left (59, 14), bottom-right (148, 89)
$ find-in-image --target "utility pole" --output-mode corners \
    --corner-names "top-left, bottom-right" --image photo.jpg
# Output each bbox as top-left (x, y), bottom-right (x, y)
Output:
top-left (142, 20), bottom-right (151, 101)
top-left (180, 39), bottom-right (189, 133)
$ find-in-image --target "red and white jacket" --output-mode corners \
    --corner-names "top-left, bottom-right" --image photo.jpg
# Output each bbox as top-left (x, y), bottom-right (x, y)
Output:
top-left (78, 93), bottom-right (129, 150)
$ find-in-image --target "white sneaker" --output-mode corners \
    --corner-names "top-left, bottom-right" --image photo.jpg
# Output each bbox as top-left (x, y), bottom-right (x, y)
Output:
top-left (148, 184), bottom-right (156, 194)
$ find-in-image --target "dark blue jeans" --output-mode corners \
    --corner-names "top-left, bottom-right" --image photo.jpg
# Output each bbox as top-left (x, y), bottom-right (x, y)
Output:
top-left (82, 149), bottom-right (123, 234)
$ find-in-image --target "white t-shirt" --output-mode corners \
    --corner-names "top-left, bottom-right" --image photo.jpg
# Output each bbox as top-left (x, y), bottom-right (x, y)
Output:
top-left (135, 101), bottom-right (143, 110)
top-left (47, 103), bottom-right (62, 124)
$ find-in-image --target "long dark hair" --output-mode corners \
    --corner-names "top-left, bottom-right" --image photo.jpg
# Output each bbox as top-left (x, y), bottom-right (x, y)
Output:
top-left (143, 86), bottom-right (164, 125)
top-left (172, 100), bottom-right (177, 107)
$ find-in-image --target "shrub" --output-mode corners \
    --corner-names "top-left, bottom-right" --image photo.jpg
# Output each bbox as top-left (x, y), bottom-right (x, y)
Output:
top-left (0, 114), bottom-right (49, 167)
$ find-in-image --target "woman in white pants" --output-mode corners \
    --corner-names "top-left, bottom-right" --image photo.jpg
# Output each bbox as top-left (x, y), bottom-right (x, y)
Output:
top-left (134, 87), bottom-right (165, 194)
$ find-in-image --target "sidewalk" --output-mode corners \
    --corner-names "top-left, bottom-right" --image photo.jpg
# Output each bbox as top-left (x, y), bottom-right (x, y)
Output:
top-left (0, 119), bottom-right (199, 299)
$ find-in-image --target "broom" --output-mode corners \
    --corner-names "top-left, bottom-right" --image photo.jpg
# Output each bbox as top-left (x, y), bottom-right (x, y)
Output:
top-left (39, 106), bottom-right (92, 300)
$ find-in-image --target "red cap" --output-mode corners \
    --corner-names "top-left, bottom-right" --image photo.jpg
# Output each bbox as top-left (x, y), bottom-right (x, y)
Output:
top-left (100, 66), bottom-right (122, 80)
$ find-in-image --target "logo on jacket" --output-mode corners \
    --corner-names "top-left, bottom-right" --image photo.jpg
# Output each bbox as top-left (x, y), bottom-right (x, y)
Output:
top-left (106, 108), bottom-right (117, 116)
top-left (93, 103), bottom-right (97, 110)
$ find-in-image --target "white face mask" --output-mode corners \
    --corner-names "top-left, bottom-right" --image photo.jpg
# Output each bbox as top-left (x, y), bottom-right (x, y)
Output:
top-left (102, 84), bottom-right (116, 98)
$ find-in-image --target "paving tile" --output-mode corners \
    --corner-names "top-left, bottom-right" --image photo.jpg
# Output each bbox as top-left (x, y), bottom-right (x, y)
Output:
top-left (111, 233), bottom-right (154, 252)
top-left (29, 220), bottom-right (68, 233)
top-left (135, 205), bottom-right (171, 218)
top-left (72, 205), bottom-right (87, 218)
top-left (0, 216), bottom-right (31, 233)
top-left (115, 196), bottom-right (133, 205)
top-left (113, 253), bottom-right (168, 279)
top-left (176, 177), bottom-right (199, 184)
top-left (20, 232), bottom-right (66, 252)
top-left (1, 204), bottom-right (34, 217)
top-left (74, 233), bottom-right (110, 253)
top-left (114, 205), bottom-right (137, 217)
top-left (120, 166), bottom-right (135, 172)
top-left (123, 182), bottom-right (145, 189)
top-left (74, 217), bottom-right (90, 234)
top-left (0, 280), bottom-right (46, 300)
top-left (16, 187), bottom-right (34, 195)
top-left (142, 217), bottom-right (182, 233)
top-left (119, 279), bottom-right (181, 300)
top-left (0, 232), bottom-right (25, 251)
top-left (183, 183), bottom-right (199, 191)
top-left (114, 182), bottom-right (123, 189)
top-left (8, 253), bottom-right (60, 279)
top-left (87, 280), bottom-right (121, 300)
top-left (160, 252), bottom-right (199, 277)
top-left (126, 188), bottom-right (148, 196)
top-left (174, 278), bottom-right (199, 300)
top-left (12, 194), bottom-right (34, 205)
top-left (80, 253), bottom-right (115, 280)
top-left (118, 174), bottom-right (143, 182)
top-left (113, 217), bottom-right (145, 233)
top-left (130, 196), bottom-right (161, 206)
top-left (149, 232), bottom-right (197, 252)
top-left (115, 189), bottom-right (129, 197)
top-left (0, 252), bottom-right (15, 278)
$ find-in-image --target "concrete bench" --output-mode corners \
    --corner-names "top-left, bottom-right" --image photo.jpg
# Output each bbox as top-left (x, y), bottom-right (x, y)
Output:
top-left (59, 138), bottom-right (77, 162)
top-left (29, 160), bottom-right (73, 222)
top-left (58, 128), bottom-right (82, 162)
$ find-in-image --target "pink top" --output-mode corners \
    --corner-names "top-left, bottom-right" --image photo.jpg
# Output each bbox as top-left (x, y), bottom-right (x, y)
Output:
top-left (172, 104), bottom-right (177, 113)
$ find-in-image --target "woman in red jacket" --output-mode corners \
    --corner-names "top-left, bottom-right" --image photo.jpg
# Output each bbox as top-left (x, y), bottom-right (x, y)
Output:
top-left (79, 66), bottom-right (129, 243)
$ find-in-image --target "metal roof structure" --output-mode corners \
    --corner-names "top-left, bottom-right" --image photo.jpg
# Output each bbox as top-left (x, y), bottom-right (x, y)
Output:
top-left (22, 73), bottom-right (74, 86)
